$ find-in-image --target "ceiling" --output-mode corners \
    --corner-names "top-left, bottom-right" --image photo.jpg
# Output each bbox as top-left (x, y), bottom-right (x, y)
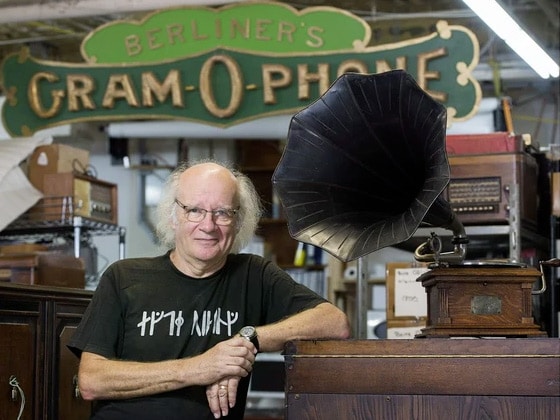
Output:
top-left (0, 0), bottom-right (558, 96)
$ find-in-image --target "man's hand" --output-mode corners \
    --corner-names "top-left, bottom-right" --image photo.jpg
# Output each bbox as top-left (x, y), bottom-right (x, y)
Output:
top-left (202, 336), bottom-right (257, 418)
top-left (206, 376), bottom-right (241, 419)
top-left (198, 336), bottom-right (257, 384)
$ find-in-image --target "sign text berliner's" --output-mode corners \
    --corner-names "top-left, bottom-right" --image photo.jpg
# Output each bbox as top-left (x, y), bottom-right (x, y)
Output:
top-left (0, 3), bottom-right (481, 137)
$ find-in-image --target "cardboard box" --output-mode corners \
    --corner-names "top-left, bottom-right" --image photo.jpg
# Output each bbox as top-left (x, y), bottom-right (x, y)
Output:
top-left (0, 252), bottom-right (85, 288)
top-left (28, 144), bottom-right (90, 191)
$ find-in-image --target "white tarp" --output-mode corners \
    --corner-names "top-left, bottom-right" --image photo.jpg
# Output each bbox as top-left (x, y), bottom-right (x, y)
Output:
top-left (0, 136), bottom-right (53, 231)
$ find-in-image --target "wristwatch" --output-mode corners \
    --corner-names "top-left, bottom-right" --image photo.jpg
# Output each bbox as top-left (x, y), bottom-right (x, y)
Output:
top-left (239, 325), bottom-right (260, 351)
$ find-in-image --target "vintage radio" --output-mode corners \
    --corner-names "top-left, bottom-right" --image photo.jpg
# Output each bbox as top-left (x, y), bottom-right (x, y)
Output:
top-left (447, 152), bottom-right (538, 226)
top-left (39, 173), bottom-right (118, 224)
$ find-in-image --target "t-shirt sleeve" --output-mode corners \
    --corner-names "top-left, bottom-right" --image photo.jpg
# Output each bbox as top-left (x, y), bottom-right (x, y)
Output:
top-left (67, 266), bottom-right (123, 359)
top-left (260, 259), bottom-right (329, 324)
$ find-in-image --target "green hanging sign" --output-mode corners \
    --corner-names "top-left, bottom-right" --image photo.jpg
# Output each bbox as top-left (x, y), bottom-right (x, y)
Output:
top-left (1, 2), bottom-right (481, 137)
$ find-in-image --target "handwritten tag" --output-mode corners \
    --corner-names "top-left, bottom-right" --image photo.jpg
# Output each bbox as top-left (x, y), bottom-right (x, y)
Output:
top-left (394, 267), bottom-right (429, 317)
top-left (387, 326), bottom-right (424, 339)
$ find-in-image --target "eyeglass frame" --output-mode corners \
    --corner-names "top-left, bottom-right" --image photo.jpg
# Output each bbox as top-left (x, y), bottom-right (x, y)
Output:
top-left (174, 199), bottom-right (239, 226)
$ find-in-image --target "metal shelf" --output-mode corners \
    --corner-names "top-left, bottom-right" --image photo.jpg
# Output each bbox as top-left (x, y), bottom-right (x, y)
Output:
top-left (1, 216), bottom-right (122, 237)
top-left (403, 184), bottom-right (549, 262)
top-left (404, 224), bottom-right (549, 262)
top-left (0, 198), bottom-right (126, 259)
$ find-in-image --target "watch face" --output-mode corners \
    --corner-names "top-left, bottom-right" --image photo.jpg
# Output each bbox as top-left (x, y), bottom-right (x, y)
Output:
top-left (239, 326), bottom-right (256, 338)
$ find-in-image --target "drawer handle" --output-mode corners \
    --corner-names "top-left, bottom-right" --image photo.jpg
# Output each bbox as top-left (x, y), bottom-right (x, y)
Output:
top-left (9, 375), bottom-right (26, 420)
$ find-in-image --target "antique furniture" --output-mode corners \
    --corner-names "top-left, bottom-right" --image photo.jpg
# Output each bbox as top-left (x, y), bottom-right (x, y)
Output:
top-left (284, 339), bottom-right (560, 420)
top-left (416, 265), bottom-right (547, 337)
top-left (0, 282), bottom-right (93, 419)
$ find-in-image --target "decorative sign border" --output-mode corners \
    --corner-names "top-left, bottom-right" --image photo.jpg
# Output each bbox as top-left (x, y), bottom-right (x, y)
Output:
top-left (0, 2), bottom-right (481, 137)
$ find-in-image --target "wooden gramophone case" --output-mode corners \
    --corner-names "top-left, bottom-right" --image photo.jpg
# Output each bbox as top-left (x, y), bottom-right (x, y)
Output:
top-left (416, 265), bottom-right (547, 337)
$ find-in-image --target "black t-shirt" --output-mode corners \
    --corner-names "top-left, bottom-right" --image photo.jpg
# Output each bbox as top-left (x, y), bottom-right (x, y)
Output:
top-left (68, 252), bottom-right (327, 419)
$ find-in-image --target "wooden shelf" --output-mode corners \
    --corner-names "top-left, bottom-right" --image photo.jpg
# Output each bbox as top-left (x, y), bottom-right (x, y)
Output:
top-left (236, 140), bottom-right (300, 268)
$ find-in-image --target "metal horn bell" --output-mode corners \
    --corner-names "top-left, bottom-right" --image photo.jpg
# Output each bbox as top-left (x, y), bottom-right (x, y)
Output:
top-left (272, 70), bottom-right (467, 263)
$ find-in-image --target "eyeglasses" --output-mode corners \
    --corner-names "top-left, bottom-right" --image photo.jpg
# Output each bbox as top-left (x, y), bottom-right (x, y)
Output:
top-left (174, 199), bottom-right (239, 226)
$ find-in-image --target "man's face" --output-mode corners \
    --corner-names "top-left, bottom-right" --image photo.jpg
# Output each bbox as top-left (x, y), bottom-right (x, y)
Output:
top-left (173, 164), bottom-right (239, 268)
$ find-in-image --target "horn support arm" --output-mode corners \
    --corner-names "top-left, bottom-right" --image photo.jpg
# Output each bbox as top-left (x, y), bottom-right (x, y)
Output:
top-left (414, 215), bottom-right (468, 265)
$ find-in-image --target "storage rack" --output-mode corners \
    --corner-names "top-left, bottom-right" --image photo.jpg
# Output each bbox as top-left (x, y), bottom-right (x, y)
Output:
top-left (0, 216), bottom-right (125, 259)
top-left (405, 183), bottom-right (549, 262)
top-left (0, 197), bottom-right (126, 260)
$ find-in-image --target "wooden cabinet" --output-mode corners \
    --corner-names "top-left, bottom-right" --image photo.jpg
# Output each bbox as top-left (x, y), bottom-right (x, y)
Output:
top-left (0, 283), bottom-right (93, 420)
top-left (284, 339), bottom-right (560, 420)
top-left (235, 140), bottom-right (330, 301)
top-left (236, 140), bottom-right (299, 267)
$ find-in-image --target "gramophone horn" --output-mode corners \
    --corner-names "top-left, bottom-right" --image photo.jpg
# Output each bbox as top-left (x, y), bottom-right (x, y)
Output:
top-left (272, 70), bottom-right (468, 263)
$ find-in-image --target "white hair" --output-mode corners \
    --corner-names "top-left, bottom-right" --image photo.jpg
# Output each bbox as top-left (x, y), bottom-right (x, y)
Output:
top-left (155, 159), bottom-right (263, 253)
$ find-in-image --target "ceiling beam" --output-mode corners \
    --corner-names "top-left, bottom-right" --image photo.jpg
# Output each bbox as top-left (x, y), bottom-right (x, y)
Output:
top-left (0, 0), bottom-right (244, 24)
top-left (532, 0), bottom-right (559, 29)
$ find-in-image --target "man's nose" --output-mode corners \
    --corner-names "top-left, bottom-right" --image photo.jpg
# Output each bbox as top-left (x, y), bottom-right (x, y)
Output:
top-left (199, 211), bottom-right (218, 227)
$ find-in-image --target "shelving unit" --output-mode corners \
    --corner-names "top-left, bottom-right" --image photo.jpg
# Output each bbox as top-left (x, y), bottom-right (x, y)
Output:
top-left (0, 216), bottom-right (126, 260)
top-left (405, 224), bottom-right (549, 262)
top-left (396, 179), bottom-right (548, 263)
top-left (235, 140), bottom-right (328, 302)
top-left (235, 140), bottom-right (297, 267)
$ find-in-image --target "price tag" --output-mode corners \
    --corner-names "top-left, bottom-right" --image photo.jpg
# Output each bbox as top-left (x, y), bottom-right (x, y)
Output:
top-left (394, 267), bottom-right (429, 317)
top-left (387, 326), bottom-right (424, 339)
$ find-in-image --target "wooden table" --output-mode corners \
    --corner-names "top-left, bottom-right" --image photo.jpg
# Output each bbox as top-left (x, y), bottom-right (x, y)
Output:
top-left (284, 339), bottom-right (560, 420)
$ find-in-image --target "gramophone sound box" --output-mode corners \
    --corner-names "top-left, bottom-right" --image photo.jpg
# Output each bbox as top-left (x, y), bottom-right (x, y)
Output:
top-left (447, 152), bottom-right (538, 226)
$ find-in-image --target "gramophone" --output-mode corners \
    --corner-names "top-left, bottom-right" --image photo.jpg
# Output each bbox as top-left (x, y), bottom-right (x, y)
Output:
top-left (272, 70), bottom-right (550, 338)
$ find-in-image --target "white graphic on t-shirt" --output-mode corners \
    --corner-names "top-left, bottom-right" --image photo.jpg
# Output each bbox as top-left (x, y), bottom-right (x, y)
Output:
top-left (137, 310), bottom-right (185, 336)
top-left (136, 309), bottom-right (238, 337)
top-left (191, 308), bottom-right (239, 336)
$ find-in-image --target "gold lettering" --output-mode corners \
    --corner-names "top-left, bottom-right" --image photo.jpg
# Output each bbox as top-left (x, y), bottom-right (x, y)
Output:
top-left (417, 47), bottom-right (447, 102)
top-left (102, 74), bottom-right (139, 108)
top-left (142, 70), bottom-right (183, 107)
top-left (146, 28), bottom-right (163, 50)
top-left (230, 19), bottom-right (250, 39)
top-left (28, 72), bottom-right (65, 118)
top-left (199, 54), bottom-right (243, 118)
top-left (125, 35), bottom-right (142, 57)
top-left (255, 19), bottom-right (272, 41)
top-left (262, 64), bottom-right (292, 104)
top-left (375, 57), bottom-right (407, 73)
top-left (167, 24), bottom-right (185, 45)
top-left (306, 26), bottom-right (324, 48)
top-left (67, 74), bottom-right (95, 111)
top-left (215, 19), bottom-right (223, 39)
top-left (297, 64), bottom-right (330, 99)
top-left (337, 60), bottom-right (369, 76)
top-left (277, 21), bottom-right (296, 43)
top-left (191, 21), bottom-right (209, 41)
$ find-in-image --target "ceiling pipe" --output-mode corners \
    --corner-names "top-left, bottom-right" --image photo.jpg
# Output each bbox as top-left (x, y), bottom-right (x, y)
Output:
top-left (0, 0), bottom-right (244, 24)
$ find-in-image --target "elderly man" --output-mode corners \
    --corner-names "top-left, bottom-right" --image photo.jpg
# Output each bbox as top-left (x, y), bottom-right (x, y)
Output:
top-left (68, 160), bottom-right (350, 420)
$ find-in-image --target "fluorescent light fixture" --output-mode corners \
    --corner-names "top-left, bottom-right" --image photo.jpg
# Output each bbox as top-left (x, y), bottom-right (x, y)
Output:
top-left (107, 114), bottom-right (293, 139)
top-left (462, 0), bottom-right (559, 79)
